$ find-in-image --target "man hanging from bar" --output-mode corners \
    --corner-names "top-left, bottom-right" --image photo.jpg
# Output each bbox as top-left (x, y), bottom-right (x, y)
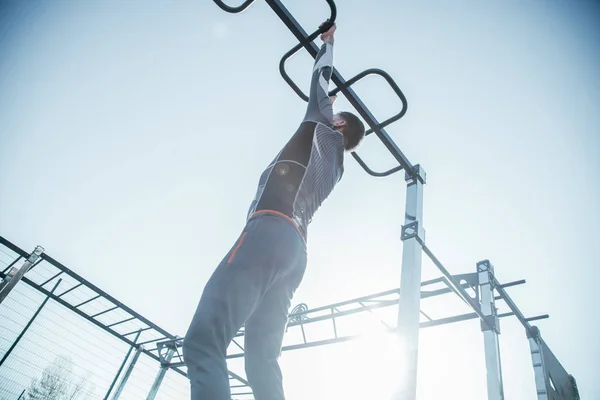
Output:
top-left (182, 22), bottom-right (365, 400)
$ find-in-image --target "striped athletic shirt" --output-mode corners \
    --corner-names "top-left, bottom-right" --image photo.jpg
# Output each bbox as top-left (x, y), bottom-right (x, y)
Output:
top-left (246, 41), bottom-right (344, 240)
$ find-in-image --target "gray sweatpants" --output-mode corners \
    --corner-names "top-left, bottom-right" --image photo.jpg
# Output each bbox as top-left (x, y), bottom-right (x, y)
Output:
top-left (182, 211), bottom-right (307, 400)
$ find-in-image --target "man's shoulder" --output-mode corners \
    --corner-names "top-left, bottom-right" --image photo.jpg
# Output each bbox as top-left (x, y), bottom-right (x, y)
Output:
top-left (294, 120), bottom-right (342, 148)
top-left (315, 122), bottom-right (344, 141)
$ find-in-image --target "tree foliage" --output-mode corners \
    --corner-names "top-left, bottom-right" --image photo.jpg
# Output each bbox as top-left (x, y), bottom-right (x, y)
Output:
top-left (26, 356), bottom-right (92, 400)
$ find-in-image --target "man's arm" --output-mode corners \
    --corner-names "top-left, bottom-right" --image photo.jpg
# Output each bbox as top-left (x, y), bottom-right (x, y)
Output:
top-left (303, 23), bottom-right (336, 125)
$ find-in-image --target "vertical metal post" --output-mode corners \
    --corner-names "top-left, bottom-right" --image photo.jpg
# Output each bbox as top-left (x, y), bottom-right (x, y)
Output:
top-left (104, 330), bottom-right (142, 400)
top-left (146, 346), bottom-right (175, 400)
top-left (0, 246), bottom-right (44, 305)
top-left (0, 278), bottom-right (61, 367)
top-left (477, 260), bottom-right (504, 400)
top-left (1, 255), bottom-right (22, 275)
top-left (111, 345), bottom-right (144, 400)
top-left (395, 165), bottom-right (426, 400)
top-left (527, 326), bottom-right (549, 400)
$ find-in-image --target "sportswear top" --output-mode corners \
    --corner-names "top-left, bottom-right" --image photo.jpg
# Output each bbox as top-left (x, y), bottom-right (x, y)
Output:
top-left (246, 41), bottom-right (344, 239)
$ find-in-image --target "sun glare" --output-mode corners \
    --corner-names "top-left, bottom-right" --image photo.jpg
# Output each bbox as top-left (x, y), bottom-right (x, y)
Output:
top-left (321, 318), bottom-right (410, 400)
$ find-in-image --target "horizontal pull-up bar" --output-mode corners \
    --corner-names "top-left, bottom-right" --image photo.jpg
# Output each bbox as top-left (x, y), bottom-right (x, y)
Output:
top-left (220, 311), bottom-right (551, 360)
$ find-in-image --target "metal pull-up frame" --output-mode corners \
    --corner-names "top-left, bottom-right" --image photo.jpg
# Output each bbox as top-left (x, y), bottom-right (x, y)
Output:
top-left (205, 1), bottom-right (580, 399)
top-left (0, 1), bottom-right (580, 399)
top-left (215, 0), bottom-right (414, 178)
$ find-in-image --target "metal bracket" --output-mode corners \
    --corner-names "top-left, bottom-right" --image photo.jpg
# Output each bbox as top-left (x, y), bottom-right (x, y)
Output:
top-left (405, 164), bottom-right (427, 184)
top-left (452, 272), bottom-right (479, 301)
top-left (477, 260), bottom-right (500, 333)
top-left (453, 272), bottom-right (479, 289)
top-left (477, 259), bottom-right (493, 273)
top-left (401, 221), bottom-right (420, 241)
top-left (480, 314), bottom-right (500, 333)
top-left (157, 337), bottom-right (182, 365)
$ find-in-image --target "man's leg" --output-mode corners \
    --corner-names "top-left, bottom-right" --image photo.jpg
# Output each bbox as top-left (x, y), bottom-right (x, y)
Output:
top-left (183, 222), bottom-right (281, 400)
top-left (244, 251), bottom-right (307, 400)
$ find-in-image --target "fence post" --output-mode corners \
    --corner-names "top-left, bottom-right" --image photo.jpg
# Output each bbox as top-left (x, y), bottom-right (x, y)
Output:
top-left (146, 346), bottom-right (175, 400)
top-left (111, 345), bottom-right (144, 400)
top-left (0, 246), bottom-right (44, 305)
top-left (104, 330), bottom-right (143, 400)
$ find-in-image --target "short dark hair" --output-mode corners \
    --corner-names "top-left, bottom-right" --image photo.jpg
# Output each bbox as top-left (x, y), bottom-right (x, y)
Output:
top-left (338, 111), bottom-right (365, 151)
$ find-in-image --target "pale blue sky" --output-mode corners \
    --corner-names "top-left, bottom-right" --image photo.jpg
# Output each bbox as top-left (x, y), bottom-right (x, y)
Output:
top-left (1, 0), bottom-right (598, 399)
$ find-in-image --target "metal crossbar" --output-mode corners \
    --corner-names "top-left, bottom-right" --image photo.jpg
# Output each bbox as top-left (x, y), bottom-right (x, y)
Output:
top-left (162, 273), bottom-right (548, 368)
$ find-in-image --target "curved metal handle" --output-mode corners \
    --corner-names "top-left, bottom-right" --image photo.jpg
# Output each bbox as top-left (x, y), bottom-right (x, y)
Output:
top-left (329, 68), bottom-right (407, 136)
top-left (279, 42), bottom-right (310, 101)
top-left (351, 152), bottom-right (404, 177)
top-left (278, 0), bottom-right (337, 101)
top-left (280, 65), bottom-right (406, 138)
top-left (212, 0), bottom-right (256, 13)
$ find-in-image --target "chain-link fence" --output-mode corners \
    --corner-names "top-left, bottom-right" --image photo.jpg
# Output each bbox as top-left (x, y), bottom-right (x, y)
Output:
top-left (0, 236), bottom-right (252, 400)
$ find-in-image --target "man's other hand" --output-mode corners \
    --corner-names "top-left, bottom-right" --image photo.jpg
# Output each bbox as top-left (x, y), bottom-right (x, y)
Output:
top-left (320, 22), bottom-right (336, 44)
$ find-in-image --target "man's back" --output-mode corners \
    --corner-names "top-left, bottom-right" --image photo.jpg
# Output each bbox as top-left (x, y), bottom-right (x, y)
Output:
top-left (247, 121), bottom-right (344, 238)
top-left (246, 39), bottom-right (344, 238)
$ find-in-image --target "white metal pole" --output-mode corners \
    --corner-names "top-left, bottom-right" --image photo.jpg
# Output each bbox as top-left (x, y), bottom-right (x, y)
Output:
top-left (146, 347), bottom-right (175, 400)
top-left (395, 165), bottom-right (426, 400)
top-left (112, 345), bottom-right (144, 400)
top-left (0, 246), bottom-right (44, 304)
top-left (477, 260), bottom-right (504, 400)
top-left (528, 327), bottom-right (549, 400)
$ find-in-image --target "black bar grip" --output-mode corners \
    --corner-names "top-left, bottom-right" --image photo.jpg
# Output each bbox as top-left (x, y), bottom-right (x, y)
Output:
top-left (329, 68), bottom-right (407, 136)
top-left (351, 152), bottom-right (404, 177)
top-left (212, 0), bottom-right (256, 13)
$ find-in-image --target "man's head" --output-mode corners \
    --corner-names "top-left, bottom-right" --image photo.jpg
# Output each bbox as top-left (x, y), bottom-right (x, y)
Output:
top-left (332, 112), bottom-right (365, 151)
